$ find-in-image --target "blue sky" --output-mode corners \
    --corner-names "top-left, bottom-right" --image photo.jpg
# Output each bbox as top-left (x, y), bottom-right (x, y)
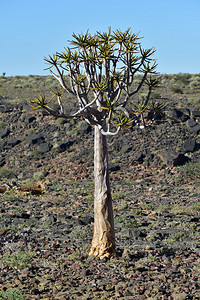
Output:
top-left (1, 0), bottom-right (200, 76)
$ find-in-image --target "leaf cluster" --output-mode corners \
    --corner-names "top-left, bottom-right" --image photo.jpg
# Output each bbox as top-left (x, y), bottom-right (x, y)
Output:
top-left (33, 28), bottom-right (165, 135)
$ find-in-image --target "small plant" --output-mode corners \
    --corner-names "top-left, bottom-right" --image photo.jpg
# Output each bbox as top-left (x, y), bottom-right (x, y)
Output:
top-left (2, 194), bottom-right (22, 202)
top-left (169, 85), bottom-right (183, 94)
top-left (0, 121), bottom-right (6, 130)
top-left (1, 251), bottom-right (34, 269)
top-left (0, 288), bottom-right (28, 300)
top-left (55, 117), bottom-right (67, 125)
top-left (0, 167), bottom-right (16, 178)
top-left (32, 149), bottom-right (42, 157)
top-left (179, 161), bottom-right (200, 182)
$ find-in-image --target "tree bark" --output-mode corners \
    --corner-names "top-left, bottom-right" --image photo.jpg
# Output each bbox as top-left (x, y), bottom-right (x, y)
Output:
top-left (89, 124), bottom-right (116, 258)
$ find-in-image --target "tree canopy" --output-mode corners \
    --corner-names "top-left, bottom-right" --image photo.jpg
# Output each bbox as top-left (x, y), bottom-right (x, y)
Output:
top-left (32, 28), bottom-right (162, 133)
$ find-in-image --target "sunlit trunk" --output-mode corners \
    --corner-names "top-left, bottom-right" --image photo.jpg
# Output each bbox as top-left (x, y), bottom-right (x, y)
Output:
top-left (89, 124), bottom-right (116, 258)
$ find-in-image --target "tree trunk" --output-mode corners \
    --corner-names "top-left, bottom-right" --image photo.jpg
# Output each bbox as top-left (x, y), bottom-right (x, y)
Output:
top-left (89, 125), bottom-right (116, 258)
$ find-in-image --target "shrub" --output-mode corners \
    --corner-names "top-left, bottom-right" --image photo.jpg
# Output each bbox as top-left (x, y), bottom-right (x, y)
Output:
top-left (1, 251), bottom-right (34, 269)
top-left (0, 288), bottom-right (28, 300)
top-left (169, 85), bottom-right (183, 94)
top-left (0, 167), bottom-right (16, 178)
top-left (179, 161), bottom-right (200, 182)
top-left (0, 121), bottom-right (6, 130)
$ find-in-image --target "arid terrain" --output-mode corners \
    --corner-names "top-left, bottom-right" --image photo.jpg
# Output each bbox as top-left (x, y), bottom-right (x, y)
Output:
top-left (0, 73), bottom-right (200, 299)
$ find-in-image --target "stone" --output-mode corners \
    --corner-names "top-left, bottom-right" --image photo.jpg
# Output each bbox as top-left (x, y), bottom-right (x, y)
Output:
top-left (180, 138), bottom-right (197, 153)
top-left (7, 138), bottom-right (21, 147)
top-left (186, 119), bottom-right (200, 134)
top-left (55, 141), bottom-right (73, 153)
top-left (0, 140), bottom-right (6, 148)
top-left (77, 121), bottom-right (92, 134)
top-left (135, 152), bottom-right (145, 163)
top-left (121, 144), bottom-right (132, 153)
top-left (109, 163), bottom-right (120, 172)
top-left (167, 108), bottom-right (189, 122)
top-left (0, 156), bottom-right (5, 167)
top-left (77, 215), bottom-right (93, 226)
top-left (10, 110), bottom-right (21, 122)
top-left (0, 104), bottom-right (13, 112)
top-left (38, 142), bottom-right (52, 153)
top-left (158, 149), bottom-right (190, 166)
top-left (0, 128), bottom-right (10, 139)
top-left (191, 110), bottom-right (200, 119)
top-left (26, 134), bottom-right (45, 145)
top-left (25, 114), bottom-right (36, 123)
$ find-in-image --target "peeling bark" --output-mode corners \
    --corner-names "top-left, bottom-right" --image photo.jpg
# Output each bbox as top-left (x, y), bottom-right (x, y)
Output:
top-left (89, 124), bottom-right (116, 258)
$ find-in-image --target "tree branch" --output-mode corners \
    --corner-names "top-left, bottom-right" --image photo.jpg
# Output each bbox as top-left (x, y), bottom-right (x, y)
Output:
top-left (50, 68), bottom-right (74, 95)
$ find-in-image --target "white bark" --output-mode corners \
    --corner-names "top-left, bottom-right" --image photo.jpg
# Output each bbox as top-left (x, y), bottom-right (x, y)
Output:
top-left (89, 124), bottom-right (116, 258)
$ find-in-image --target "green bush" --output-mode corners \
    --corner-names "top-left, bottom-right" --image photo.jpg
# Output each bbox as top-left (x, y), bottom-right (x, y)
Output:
top-left (0, 121), bottom-right (6, 130)
top-left (55, 117), bottom-right (67, 125)
top-left (1, 251), bottom-right (34, 269)
top-left (0, 288), bottom-right (28, 300)
top-left (0, 167), bottom-right (16, 178)
top-left (169, 85), bottom-right (183, 94)
top-left (179, 161), bottom-right (200, 182)
top-left (189, 75), bottom-right (200, 89)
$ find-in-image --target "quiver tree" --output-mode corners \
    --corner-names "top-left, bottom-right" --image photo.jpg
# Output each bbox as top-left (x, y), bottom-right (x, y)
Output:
top-left (32, 28), bottom-right (162, 259)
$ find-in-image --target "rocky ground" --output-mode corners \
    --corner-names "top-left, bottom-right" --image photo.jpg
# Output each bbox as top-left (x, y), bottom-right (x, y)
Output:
top-left (0, 74), bottom-right (200, 299)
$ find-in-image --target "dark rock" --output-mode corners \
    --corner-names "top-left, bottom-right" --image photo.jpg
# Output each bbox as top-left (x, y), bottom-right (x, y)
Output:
top-left (78, 215), bottom-right (93, 226)
top-left (7, 138), bottom-right (21, 147)
top-left (135, 152), bottom-right (145, 163)
top-left (167, 108), bottom-right (189, 122)
top-left (0, 128), bottom-right (10, 139)
top-left (26, 134), bottom-right (45, 145)
top-left (180, 138), bottom-right (197, 153)
top-left (56, 141), bottom-right (73, 153)
top-left (0, 141), bottom-right (6, 148)
top-left (190, 217), bottom-right (199, 222)
top-left (109, 163), bottom-right (120, 172)
top-left (159, 149), bottom-right (190, 166)
top-left (21, 212), bottom-right (31, 219)
top-left (25, 114), bottom-right (36, 123)
top-left (0, 156), bottom-right (5, 167)
top-left (77, 122), bottom-right (92, 134)
top-left (35, 163), bottom-right (42, 168)
top-left (38, 142), bottom-right (52, 153)
top-left (121, 144), bottom-right (132, 153)
top-left (10, 110), bottom-right (21, 122)
top-left (191, 110), bottom-right (200, 119)
top-left (0, 104), bottom-right (14, 112)
top-left (129, 228), bottom-right (147, 239)
top-left (186, 119), bottom-right (200, 134)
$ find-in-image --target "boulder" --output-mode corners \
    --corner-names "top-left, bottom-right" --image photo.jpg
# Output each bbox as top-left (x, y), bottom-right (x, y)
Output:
top-left (180, 138), bottom-right (197, 153)
top-left (55, 141), bottom-right (74, 153)
top-left (109, 163), bottom-right (120, 172)
top-left (7, 138), bottom-right (21, 147)
top-left (26, 134), bottom-right (45, 145)
top-left (0, 128), bottom-right (10, 139)
top-left (167, 108), bottom-right (189, 122)
top-left (191, 110), bottom-right (200, 119)
top-left (186, 119), bottom-right (200, 134)
top-left (77, 121), bottom-right (92, 134)
top-left (158, 149), bottom-right (190, 166)
top-left (38, 142), bottom-right (52, 153)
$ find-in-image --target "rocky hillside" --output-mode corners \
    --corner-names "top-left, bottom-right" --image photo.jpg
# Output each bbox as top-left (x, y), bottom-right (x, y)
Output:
top-left (0, 73), bottom-right (200, 182)
top-left (0, 74), bottom-right (200, 299)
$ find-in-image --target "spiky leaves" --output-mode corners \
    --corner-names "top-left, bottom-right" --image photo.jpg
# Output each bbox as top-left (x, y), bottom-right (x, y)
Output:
top-left (35, 28), bottom-right (162, 135)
